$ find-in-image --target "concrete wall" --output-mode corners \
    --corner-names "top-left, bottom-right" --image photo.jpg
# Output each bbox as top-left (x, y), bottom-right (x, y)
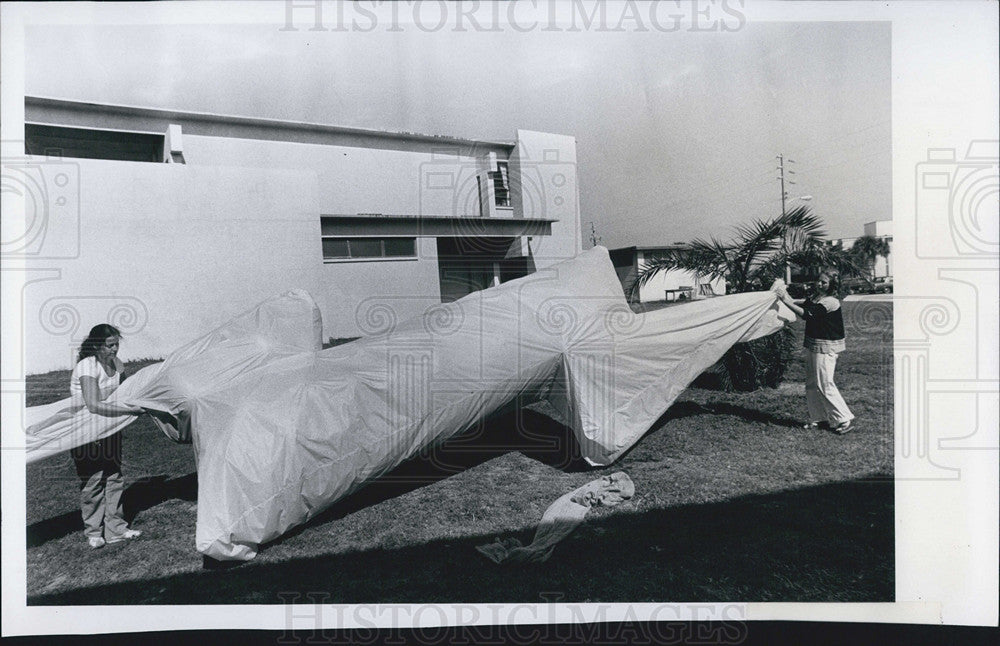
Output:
top-left (873, 254), bottom-right (891, 278)
top-left (510, 130), bottom-right (583, 268)
top-left (320, 238), bottom-right (442, 339)
top-left (22, 158), bottom-right (321, 373)
top-left (20, 128), bottom-right (583, 373)
top-left (182, 131), bottom-right (583, 331)
top-left (184, 135), bottom-right (488, 217)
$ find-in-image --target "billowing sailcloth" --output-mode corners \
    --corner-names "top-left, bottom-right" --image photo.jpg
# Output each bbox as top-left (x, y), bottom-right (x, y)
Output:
top-left (26, 247), bottom-right (793, 560)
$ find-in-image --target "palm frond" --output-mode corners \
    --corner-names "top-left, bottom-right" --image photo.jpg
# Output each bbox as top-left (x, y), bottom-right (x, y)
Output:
top-left (732, 228), bottom-right (783, 291)
top-left (629, 237), bottom-right (733, 300)
top-left (630, 249), bottom-right (681, 300)
top-left (633, 252), bottom-right (681, 286)
top-left (635, 204), bottom-right (829, 391)
top-left (786, 244), bottom-right (868, 282)
top-left (732, 217), bottom-right (779, 246)
top-left (778, 205), bottom-right (827, 242)
top-left (633, 205), bottom-right (836, 297)
top-left (686, 237), bottom-right (736, 281)
top-left (752, 253), bottom-right (790, 287)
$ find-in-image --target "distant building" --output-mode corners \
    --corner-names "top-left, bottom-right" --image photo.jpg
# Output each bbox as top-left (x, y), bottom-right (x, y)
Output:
top-left (827, 219), bottom-right (893, 277)
top-left (608, 246), bottom-right (726, 303)
top-left (17, 96), bottom-right (582, 373)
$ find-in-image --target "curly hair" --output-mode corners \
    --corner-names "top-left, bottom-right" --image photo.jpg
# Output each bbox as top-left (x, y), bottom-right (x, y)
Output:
top-left (77, 324), bottom-right (122, 363)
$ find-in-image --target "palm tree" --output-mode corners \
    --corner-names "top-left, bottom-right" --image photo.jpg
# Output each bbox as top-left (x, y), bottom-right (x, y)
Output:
top-left (630, 206), bottom-right (863, 391)
top-left (632, 205), bottom-right (828, 297)
top-left (788, 242), bottom-right (868, 290)
top-left (848, 235), bottom-right (891, 279)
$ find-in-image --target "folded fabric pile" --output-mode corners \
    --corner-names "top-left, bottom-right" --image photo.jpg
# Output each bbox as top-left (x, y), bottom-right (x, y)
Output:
top-left (476, 471), bottom-right (635, 564)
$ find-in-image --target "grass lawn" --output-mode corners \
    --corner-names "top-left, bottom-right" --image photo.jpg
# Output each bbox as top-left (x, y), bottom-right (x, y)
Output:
top-left (24, 301), bottom-right (893, 604)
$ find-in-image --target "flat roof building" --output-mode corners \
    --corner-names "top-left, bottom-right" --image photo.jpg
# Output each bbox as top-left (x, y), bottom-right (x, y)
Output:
top-left (15, 97), bottom-right (582, 372)
top-left (608, 245), bottom-right (726, 303)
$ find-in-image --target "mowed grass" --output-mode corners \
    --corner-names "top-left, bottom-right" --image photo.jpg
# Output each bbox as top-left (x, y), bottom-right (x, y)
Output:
top-left (24, 301), bottom-right (893, 604)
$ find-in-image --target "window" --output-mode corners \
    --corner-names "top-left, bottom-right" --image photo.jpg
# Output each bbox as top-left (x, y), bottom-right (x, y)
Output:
top-left (322, 237), bottom-right (416, 261)
top-left (383, 238), bottom-right (416, 257)
top-left (490, 161), bottom-right (510, 207)
top-left (25, 124), bottom-right (165, 163)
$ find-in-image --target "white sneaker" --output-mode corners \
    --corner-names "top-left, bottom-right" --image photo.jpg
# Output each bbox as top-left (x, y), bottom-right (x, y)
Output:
top-left (87, 536), bottom-right (106, 549)
top-left (106, 529), bottom-right (142, 544)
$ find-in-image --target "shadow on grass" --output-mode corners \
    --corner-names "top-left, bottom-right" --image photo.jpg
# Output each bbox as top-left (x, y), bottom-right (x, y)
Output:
top-left (30, 476), bottom-right (893, 605)
top-left (26, 473), bottom-right (198, 548)
top-left (26, 393), bottom-right (581, 551)
top-left (269, 404), bottom-right (590, 547)
top-left (655, 400), bottom-right (802, 429)
top-left (26, 401), bottom-right (584, 551)
top-left (26, 397), bottom-right (796, 550)
top-left (25, 512), bottom-right (82, 549)
top-left (122, 473), bottom-right (198, 522)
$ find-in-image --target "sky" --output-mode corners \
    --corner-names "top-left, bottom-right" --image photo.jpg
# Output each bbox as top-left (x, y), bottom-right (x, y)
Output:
top-left (24, 8), bottom-right (891, 247)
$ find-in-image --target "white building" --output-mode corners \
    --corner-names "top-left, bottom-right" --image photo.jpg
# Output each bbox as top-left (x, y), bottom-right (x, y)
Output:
top-left (829, 219), bottom-right (893, 278)
top-left (609, 246), bottom-right (727, 303)
top-left (13, 97), bottom-right (582, 373)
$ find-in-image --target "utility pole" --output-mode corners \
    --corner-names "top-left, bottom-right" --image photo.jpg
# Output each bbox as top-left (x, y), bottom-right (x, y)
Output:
top-left (777, 154), bottom-right (796, 283)
top-left (589, 221), bottom-right (602, 248)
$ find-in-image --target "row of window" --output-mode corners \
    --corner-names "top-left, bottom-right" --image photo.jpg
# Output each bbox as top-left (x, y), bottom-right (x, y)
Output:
top-left (26, 124), bottom-right (165, 163)
top-left (322, 237), bottom-right (416, 261)
top-left (321, 236), bottom-right (524, 262)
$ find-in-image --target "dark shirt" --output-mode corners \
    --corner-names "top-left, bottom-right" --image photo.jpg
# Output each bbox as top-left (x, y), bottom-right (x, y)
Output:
top-left (802, 297), bottom-right (845, 341)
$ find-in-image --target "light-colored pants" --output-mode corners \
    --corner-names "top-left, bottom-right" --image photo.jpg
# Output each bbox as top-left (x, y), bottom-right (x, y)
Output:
top-left (71, 432), bottom-right (129, 540)
top-left (805, 350), bottom-right (854, 427)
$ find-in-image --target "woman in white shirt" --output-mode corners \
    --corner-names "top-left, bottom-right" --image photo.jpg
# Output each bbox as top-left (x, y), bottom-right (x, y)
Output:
top-left (70, 324), bottom-right (145, 549)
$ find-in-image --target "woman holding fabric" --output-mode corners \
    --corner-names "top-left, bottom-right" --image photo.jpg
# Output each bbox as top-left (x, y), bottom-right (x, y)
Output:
top-left (774, 271), bottom-right (855, 434)
top-left (70, 324), bottom-right (145, 548)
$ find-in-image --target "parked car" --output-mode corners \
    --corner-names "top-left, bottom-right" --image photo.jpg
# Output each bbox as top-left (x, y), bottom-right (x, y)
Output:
top-left (872, 276), bottom-right (893, 293)
top-left (842, 276), bottom-right (875, 295)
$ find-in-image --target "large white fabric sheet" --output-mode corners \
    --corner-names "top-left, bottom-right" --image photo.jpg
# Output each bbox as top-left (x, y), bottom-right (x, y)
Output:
top-left (25, 247), bottom-right (793, 560)
top-left (25, 289), bottom-right (323, 463)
